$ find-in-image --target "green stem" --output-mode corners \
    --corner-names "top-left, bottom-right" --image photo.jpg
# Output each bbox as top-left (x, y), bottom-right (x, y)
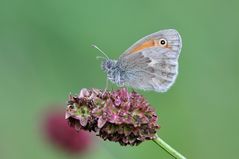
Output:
top-left (153, 134), bottom-right (186, 159)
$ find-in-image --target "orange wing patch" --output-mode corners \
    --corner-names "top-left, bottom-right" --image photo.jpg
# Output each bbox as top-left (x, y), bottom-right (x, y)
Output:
top-left (129, 39), bottom-right (159, 54)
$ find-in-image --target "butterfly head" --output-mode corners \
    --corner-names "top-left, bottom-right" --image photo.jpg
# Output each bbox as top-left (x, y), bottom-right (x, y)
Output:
top-left (101, 59), bottom-right (117, 73)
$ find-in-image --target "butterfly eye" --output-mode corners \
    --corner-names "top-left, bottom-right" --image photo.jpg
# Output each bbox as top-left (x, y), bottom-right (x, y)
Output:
top-left (159, 39), bottom-right (167, 46)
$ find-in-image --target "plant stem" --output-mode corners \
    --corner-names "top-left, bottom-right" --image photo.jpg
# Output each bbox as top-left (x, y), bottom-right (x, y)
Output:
top-left (153, 134), bottom-right (186, 159)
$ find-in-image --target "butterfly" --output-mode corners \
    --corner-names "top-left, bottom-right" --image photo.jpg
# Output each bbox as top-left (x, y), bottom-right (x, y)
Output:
top-left (94, 29), bottom-right (182, 92)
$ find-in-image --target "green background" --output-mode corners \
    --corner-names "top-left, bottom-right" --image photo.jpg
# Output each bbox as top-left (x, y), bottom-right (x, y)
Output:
top-left (0, 0), bottom-right (238, 159)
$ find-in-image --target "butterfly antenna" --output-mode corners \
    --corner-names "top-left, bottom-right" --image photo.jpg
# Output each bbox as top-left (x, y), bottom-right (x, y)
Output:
top-left (92, 44), bottom-right (110, 60)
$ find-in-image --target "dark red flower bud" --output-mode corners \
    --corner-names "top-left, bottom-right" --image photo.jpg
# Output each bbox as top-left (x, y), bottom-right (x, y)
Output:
top-left (41, 107), bottom-right (92, 154)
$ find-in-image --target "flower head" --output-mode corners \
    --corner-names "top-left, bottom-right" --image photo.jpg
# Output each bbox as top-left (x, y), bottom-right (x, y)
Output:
top-left (66, 88), bottom-right (160, 146)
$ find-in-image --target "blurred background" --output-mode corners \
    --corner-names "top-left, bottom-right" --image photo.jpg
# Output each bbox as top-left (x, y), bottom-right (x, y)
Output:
top-left (0, 0), bottom-right (238, 159)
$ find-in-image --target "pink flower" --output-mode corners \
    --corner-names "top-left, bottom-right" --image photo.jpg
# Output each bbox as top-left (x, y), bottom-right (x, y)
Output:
top-left (66, 88), bottom-right (160, 146)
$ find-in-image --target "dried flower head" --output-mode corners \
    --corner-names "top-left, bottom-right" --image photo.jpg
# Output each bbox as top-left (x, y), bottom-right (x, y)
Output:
top-left (65, 88), bottom-right (160, 146)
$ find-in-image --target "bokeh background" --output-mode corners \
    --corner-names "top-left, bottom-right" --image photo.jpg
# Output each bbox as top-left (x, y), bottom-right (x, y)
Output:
top-left (0, 0), bottom-right (238, 159)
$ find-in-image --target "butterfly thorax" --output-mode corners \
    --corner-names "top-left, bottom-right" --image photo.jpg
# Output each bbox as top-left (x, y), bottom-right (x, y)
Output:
top-left (101, 59), bottom-right (126, 86)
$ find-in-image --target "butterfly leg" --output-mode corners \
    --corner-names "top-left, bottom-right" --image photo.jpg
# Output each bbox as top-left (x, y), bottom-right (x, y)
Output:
top-left (131, 88), bottom-right (136, 92)
top-left (118, 83), bottom-right (131, 92)
top-left (102, 77), bottom-right (109, 96)
top-left (110, 83), bottom-right (114, 91)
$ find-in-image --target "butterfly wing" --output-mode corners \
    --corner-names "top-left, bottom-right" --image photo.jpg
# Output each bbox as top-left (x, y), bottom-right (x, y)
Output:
top-left (118, 29), bottom-right (182, 92)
